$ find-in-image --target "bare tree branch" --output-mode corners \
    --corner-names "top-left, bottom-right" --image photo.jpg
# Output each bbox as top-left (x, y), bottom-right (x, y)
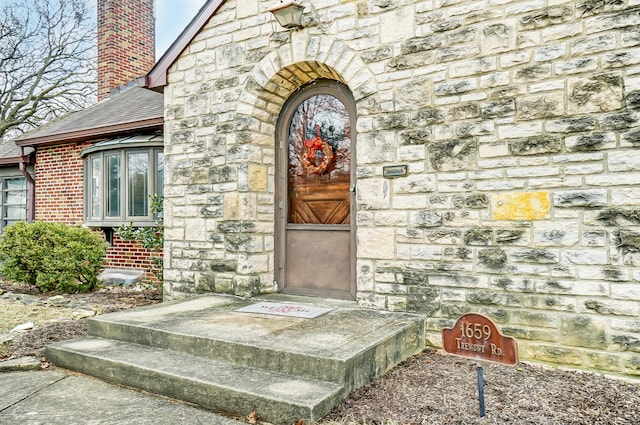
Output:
top-left (0, 0), bottom-right (96, 140)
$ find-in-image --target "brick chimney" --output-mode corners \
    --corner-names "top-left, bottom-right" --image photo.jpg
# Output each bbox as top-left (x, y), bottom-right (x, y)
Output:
top-left (97, 0), bottom-right (155, 100)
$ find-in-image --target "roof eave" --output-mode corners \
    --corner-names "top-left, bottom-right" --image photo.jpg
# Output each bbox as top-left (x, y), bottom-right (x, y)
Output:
top-left (0, 154), bottom-right (33, 166)
top-left (145, 0), bottom-right (226, 89)
top-left (14, 118), bottom-right (164, 148)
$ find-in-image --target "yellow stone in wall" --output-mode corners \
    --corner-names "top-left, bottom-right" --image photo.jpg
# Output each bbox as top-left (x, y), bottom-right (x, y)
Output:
top-left (223, 193), bottom-right (255, 220)
top-left (248, 165), bottom-right (268, 192)
top-left (491, 192), bottom-right (550, 221)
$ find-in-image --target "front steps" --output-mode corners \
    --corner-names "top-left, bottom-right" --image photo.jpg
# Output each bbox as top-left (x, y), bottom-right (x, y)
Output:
top-left (46, 295), bottom-right (425, 424)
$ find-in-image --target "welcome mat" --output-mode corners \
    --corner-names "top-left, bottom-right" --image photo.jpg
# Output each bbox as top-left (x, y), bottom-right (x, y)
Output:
top-left (234, 302), bottom-right (333, 319)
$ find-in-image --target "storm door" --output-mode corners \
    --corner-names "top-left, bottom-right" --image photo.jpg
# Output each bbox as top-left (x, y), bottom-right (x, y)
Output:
top-left (275, 80), bottom-right (356, 299)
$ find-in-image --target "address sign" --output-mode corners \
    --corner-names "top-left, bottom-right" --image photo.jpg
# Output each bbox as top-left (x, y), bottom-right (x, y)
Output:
top-left (442, 313), bottom-right (518, 366)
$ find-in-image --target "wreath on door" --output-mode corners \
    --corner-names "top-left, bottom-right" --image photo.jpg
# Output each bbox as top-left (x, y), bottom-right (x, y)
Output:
top-left (302, 124), bottom-right (334, 175)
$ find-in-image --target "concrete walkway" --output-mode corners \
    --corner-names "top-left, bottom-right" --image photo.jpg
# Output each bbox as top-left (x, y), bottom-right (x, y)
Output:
top-left (0, 369), bottom-right (244, 425)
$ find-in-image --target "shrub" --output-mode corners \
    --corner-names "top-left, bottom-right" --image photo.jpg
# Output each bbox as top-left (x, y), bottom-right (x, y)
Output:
top-left (0, 221), bottom-right (107, 293)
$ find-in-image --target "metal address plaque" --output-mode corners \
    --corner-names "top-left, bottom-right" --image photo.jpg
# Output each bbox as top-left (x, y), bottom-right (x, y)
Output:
top-left (442, 313), bottom-right (518, 366)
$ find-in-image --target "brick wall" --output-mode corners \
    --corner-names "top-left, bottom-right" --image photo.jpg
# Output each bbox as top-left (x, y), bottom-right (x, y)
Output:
top-left (35, 143), bottom-right (87, 224)
top-left (97, 0), bottom-right (155, 100)
top-left (162, 0), bottom-right (640, 380)
top-left (107, 233), bottom-right (160, 284)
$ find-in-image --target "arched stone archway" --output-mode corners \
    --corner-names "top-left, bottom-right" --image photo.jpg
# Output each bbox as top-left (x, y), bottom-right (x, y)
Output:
top-left (236, 34), bottom-right (378, 130)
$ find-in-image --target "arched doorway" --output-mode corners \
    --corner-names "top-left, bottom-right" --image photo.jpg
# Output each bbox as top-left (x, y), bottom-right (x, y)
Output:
top-left (275, 80), bottom-right (357, 299)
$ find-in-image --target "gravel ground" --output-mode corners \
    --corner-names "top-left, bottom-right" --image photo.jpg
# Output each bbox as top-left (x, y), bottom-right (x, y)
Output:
top-left (1, 282), bottom-right (639, 424)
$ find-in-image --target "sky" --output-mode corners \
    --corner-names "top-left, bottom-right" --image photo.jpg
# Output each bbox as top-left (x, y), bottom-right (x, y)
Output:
top-left (155, 0), bottom-right (207, 57)
top-left (0, 0), bottom-right (206, 58)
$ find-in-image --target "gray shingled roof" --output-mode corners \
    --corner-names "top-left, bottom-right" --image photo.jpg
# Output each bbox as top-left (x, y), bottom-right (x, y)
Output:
top-left (0, 139), bottom-right (22, 159)
top-left (15, 86), bottom-right (164, 145)
top-left (0, 138), bottom-right (33, 165)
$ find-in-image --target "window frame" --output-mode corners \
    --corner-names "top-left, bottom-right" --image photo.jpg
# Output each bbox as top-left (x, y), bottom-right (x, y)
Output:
top-left (83, 146), bottom-right (163, 227)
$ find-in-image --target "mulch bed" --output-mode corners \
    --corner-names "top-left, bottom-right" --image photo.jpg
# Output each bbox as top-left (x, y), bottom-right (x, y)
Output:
top-left (320, 349), bottom-right (640, 424)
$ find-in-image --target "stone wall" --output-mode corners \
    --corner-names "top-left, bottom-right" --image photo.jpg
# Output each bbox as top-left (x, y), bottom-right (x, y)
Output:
top-left (163, 0), bottom-right (640, 379)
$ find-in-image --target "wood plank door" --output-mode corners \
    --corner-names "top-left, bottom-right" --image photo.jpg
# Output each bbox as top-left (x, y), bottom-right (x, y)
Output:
top-left (275, 80), bottom-right (356, 299)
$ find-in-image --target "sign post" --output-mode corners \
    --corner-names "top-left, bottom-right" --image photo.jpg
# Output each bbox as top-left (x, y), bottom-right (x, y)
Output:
top-left (477, 362), bottom-right (485, 417)
top-left (442, 313), bottom-right (519, 418)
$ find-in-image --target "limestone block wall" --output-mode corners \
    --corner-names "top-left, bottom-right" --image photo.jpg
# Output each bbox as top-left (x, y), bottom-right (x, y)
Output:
top-left (163, 0), bottom-right (640, 379)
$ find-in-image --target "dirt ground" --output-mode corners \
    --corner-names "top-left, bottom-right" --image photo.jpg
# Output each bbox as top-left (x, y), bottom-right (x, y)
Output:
top-left (2, 282), bottom-right (640, 424)
top-left (0, 282), bottom-right (161, 361)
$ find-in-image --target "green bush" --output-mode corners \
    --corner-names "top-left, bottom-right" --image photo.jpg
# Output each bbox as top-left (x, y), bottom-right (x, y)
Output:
top-left (0, 221), bottom-right (107, 293)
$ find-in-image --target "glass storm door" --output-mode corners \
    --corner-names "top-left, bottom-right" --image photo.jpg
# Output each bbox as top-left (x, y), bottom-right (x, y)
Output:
top-left (276, 80), bottom-right (356, 299)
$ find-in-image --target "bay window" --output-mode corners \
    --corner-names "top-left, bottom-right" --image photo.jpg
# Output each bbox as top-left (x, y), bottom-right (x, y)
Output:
top-left (83, 136), bottom-right (163, 227)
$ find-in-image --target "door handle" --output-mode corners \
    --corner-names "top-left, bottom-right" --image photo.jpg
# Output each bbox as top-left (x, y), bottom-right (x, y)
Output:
top-left (350, 184), bottom-right (356, 193)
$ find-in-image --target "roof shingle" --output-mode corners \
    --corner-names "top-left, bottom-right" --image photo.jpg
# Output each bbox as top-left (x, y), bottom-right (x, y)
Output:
top-left (15, 86), bottom-right (163, 146)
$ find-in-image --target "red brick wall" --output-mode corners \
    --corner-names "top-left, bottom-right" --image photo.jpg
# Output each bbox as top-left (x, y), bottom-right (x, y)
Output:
top-left (97, 0), bottom-right (155, 100)
top-left (108, 233), bottom-right (161, 284)
top-left (34, 143), bottom-right (87, 225)
top-left (35, 143), bottom-right (158, 282)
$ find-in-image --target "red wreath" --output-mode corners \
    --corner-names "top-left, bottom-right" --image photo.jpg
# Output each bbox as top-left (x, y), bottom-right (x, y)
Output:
top-left (302, 124), bottom-right (334, 175)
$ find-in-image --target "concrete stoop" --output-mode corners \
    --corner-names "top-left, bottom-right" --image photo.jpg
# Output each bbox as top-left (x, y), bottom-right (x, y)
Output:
top-left (45, 295), bottom-right (426, 425)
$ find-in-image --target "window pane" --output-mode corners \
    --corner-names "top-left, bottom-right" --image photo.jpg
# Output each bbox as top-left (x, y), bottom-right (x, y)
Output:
top-left (5, 206), bottom-right (26, 220)
top-left (4, 178), bottom-right (26, 205)
top-left (5, 178), bottom-right (25, 192)
top-left (106, 154), bottom-right (121, 217)
top-left (156, 151), bottom-right (164, 197)
top-left (128, 152), bottom-right (148, 217)
top-left (4, 191), bottom-right (25, 205)
top-left (91, 157), bottom-right (102, 218)
top-left (287, 94), bottom-right (351, 224)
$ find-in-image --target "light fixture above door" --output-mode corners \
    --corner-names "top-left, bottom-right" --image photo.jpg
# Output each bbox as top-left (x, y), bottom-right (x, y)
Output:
top-left (268, 1), bottom-right (305, 29)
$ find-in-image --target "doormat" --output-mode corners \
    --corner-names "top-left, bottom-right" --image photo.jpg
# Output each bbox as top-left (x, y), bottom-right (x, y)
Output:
top-left (234, 302), bottom-right (333, 319)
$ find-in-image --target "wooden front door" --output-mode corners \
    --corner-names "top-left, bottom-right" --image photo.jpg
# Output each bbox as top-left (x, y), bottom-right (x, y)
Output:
top-left (275, 80), bottom-right (356, 299)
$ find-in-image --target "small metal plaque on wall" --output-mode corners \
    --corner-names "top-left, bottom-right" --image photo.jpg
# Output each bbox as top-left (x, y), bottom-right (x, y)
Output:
top-left (382, 165), bottom-right (408, 178)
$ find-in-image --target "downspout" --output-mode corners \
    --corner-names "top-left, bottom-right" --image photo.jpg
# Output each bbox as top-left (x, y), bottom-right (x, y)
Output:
top-left (19, 147), bottom-right (35, 223)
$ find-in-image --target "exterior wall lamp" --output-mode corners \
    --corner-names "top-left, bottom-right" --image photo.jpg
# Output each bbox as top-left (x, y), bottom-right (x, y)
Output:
top-left (268, 1), bottom-right (305, 29)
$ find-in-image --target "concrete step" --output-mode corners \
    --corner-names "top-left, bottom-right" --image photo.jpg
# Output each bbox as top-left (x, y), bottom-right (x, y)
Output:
top-left (45, 295), bottom-right (426, 424)
top-left (46, 337), bottom-right (345, 424)
top-left (84, 296), bottom-right (425, 390)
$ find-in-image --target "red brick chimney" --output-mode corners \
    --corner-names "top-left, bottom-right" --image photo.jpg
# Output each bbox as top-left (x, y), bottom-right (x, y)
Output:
top-left (97, 0), bottom-right (155, 100)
